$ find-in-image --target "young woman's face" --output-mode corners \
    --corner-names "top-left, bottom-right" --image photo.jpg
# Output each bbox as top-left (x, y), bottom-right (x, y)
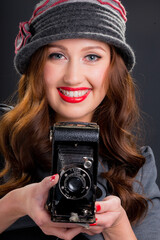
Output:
top-left (43, 39), bottom-right (111, 122)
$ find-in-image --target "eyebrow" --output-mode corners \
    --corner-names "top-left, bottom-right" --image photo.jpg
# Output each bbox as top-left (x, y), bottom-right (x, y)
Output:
top-left (48, 44), bottom-right (107, 52)
top-left (81, 46), bottom-right (107, 52)
top-left (48, 44), bottom-right (67, 51)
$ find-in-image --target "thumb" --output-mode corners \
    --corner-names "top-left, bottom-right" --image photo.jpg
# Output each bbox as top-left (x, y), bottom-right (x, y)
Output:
top-left (39, 174), bottom-right (59, 196)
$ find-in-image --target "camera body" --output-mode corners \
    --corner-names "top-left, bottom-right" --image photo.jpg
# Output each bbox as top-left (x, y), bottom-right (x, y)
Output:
top-left (48, 122), bottom-right (99, 224)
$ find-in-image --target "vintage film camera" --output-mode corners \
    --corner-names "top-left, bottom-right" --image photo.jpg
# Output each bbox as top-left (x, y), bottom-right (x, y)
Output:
top-left (48, 122), bottom-right (99, 224)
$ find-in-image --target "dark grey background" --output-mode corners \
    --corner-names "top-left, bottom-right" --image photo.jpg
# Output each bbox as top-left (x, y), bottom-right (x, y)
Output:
top-left (0, 1), bottom-right (160, 187)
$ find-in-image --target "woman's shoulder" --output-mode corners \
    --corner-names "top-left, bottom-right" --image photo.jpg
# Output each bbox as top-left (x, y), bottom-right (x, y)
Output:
top-left (134, 145), bottom-right (160, 197)
top-left (133, 147), bottom-right (160, 238)
top-left (140, 145), bottom-right (157, 177)
top-left (140, 145), bottom-right (156, 164)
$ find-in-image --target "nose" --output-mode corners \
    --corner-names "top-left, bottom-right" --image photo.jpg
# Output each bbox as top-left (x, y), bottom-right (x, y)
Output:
top-left (63, 58), bottom-right (84, 86)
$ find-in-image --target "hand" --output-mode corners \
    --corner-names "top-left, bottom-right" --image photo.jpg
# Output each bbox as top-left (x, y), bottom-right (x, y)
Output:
top-left (81, 196), bottom-right (123, 235)
top-left (16, 175), bottom-right (83, 240)
top-left (82, 196), bottom-right (136, 240)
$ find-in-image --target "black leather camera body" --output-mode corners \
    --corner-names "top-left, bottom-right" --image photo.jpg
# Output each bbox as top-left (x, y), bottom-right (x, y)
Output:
top-left (48, 122), bottom-right (99, 224)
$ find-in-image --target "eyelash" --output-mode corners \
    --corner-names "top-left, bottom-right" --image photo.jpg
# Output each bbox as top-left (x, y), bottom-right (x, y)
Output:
top-left (48, 53), bottom-right (65, 60)
top-left (85, 54), bottom-right (101, 62)
top-left (48, 53), bottom-right (102, 62)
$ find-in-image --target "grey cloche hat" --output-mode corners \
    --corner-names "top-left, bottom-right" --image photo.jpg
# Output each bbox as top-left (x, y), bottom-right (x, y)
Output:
top-left (14, 0), bottom-right (135, 74)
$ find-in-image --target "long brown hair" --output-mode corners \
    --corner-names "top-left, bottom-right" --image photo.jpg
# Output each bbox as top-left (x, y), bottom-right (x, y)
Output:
top-left (0, 45), bottom-right (147, 224)
top-left (92, 47), bottom-right (148, 223)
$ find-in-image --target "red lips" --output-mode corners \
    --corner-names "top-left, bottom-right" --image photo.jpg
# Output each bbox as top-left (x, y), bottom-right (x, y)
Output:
top-left (58, 87), bottom-right (91, 103)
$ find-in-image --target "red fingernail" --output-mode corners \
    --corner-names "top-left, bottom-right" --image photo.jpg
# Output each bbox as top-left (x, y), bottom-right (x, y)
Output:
top-left (89, 223), bottom-right (97, 226)
top-left (50, 174), bottom-right (57, 181)
top-left (96, 204), bottom-right (101, 212)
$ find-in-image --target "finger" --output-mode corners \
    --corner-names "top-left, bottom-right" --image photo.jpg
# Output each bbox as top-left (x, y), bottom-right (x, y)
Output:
top-left (82, 226), bottom-right (102, 236)
top-left (33, 209), bottom-right (51, 227)
top-left (45, 221), bottom-right (83, 228)
top-left (45, 226), bottom-right (83, 239)
top-left (82, 213), bottom-right (119, 235)
top-left (38, 174), bottom-right (59, 196)
top-left (33, 208), bottom-right (77, 229)
top-left (31, 174), bottom-right (59, 213)
top-left (62, 227), bottom-right (83, 240)
top-left (95, 196), bottom-right (121, 213)
top-left (96, 212), bottom-right (120, 228)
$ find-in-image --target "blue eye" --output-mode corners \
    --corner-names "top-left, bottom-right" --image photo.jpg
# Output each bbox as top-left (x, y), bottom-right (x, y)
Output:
top-left (86, 54), bottom-right (101, 62)
top-left (48, 53), bottom-right (65, 60)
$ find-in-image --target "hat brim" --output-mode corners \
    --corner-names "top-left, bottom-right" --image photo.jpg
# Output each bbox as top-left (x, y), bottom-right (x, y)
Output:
top-left (14, 32), bottom-right (135, 74)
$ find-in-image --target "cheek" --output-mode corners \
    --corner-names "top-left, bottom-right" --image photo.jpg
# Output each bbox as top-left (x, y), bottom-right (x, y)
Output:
top-left (91, 66), bottom-right (109, 90)
top-left (43, 68), bottom-right (59, 89)
top-left (43, 65), bottom-right (53, 86)
top-left (43, 63), bottom-right (62, 87)
top-left (43, 69), bottom-right (55, 101)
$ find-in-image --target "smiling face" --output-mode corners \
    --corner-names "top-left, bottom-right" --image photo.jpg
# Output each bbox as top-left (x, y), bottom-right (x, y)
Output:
top-left (43, 39), bottom-right (111, 122)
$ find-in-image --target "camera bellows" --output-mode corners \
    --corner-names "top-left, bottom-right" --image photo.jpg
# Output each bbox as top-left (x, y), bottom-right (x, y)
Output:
top-left (48, 122), bottom-right (99, 224)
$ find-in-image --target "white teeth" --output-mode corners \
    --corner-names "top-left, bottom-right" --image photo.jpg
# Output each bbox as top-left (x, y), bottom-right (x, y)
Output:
top-left (60, 88), bottom-right (89, 97)
top-left (81, 90), bottom-right (85, 96)
top-left (66, 91), bottom-right (69, 96)
top-left (70, 91), bottom-right (74, 97)
top-left (74, 91), bottom-right (78, 97)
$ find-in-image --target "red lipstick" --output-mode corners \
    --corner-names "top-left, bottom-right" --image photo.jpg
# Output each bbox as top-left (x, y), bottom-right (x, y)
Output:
top-left (59, 87), bottom-right (90, 91)
top-left (57, 87), bottom-right (91, 103)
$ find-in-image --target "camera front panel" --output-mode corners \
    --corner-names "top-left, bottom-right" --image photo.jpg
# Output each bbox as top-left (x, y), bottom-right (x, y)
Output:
top-left (49, 122), bottom-right (99, 224)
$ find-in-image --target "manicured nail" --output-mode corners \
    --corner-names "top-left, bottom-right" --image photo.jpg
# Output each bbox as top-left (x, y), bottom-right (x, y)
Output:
top-left (89, 223), bottom-right (97, 226)
top-left (50, 174), bottom-right (57, 182)
top-left (96, 204), bottom-right (101, 212)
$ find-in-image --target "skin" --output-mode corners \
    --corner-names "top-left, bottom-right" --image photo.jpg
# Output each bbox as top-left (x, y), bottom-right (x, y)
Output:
top-left (0, 39), bottom-right (137, 240)
top-left (43, 39), bottom-right (111, 122)
top-left (0, 175), bottom-right (136, 239)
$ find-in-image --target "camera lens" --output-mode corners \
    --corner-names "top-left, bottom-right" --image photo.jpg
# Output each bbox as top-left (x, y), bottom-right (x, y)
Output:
top-left (67, 177), bottom-right (83, 193)
top-left (59, 167), bottom-right (91, 199)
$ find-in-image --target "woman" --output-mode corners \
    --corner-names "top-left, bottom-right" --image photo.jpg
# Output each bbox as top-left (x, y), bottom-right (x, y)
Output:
top-left (0, 0), bottom-right (160, 239)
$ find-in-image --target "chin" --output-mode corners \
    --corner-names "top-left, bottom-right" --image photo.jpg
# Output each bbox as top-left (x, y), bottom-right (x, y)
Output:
top-left (56, 114), bottom-right (92, 123)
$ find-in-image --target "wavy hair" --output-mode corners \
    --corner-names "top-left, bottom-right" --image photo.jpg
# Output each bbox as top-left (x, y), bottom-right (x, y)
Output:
top-left (0, 45), bottom-right (148, 224)
top-left (92, 47), bottom-right (148, 223)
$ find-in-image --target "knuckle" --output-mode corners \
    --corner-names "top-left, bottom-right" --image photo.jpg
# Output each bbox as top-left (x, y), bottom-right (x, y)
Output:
top-left (61, 237), bottom-right (69, 240)
top-left (112, 196), bottom-right (121, 205)
top-left (91, 230), bottom-right (100, 235)
top-left (42, 228), bottom-right (50, 235)
top-left (35, 217), bottom-right (46, 228)
top-left (40, 177), bottom-right (48, 186)
top-left (65, 236), bottom-right (72, 240)
top-left (57, 233), bottom-right (68, 240)
top-left (105, 222), bottom-right (112, 228)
